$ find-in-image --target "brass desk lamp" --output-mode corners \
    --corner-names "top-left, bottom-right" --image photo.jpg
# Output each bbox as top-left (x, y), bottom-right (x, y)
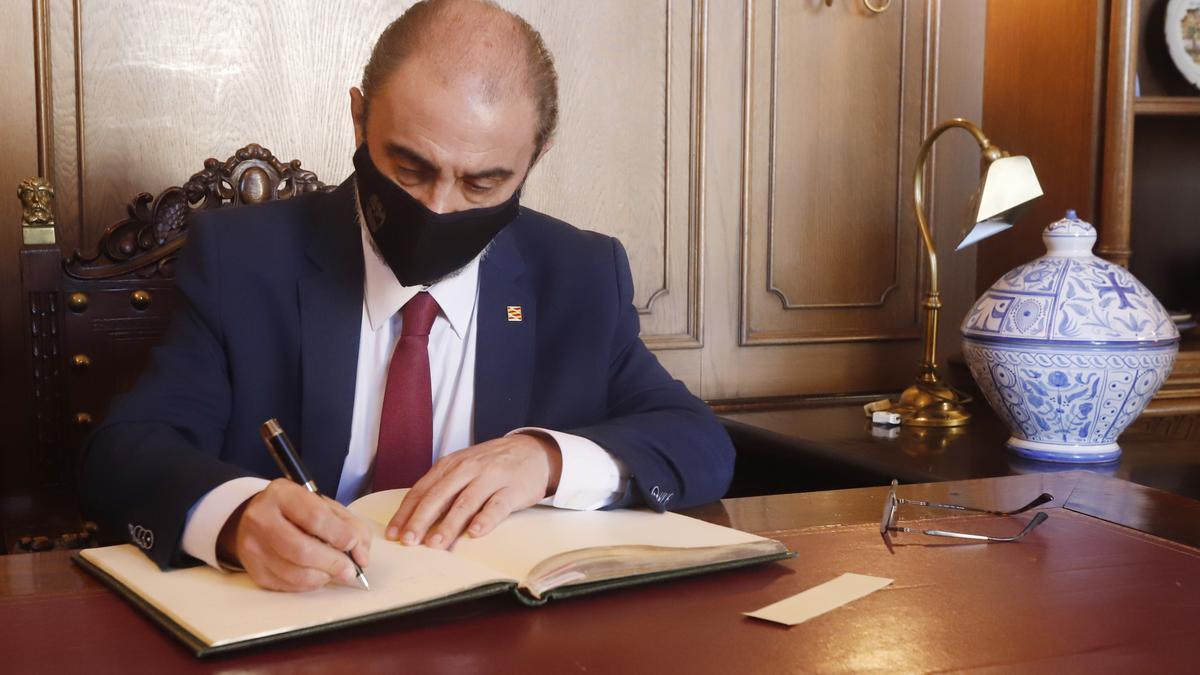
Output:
top-left (894, 118), bottom-right (1042, 427)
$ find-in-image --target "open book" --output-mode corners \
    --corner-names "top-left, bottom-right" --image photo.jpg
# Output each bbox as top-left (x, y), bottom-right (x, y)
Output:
top-left (75, 489), bottom-right (792, 657)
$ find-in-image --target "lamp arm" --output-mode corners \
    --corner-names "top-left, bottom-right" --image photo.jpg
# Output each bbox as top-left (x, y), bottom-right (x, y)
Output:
top-left (911, 117), bottom-right (998, 379)
top-left (912, 117), bottom-right (994, 296)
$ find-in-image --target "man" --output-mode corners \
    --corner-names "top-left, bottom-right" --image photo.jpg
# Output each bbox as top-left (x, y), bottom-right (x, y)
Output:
top-left (80, 0), bottom-right (734, 592)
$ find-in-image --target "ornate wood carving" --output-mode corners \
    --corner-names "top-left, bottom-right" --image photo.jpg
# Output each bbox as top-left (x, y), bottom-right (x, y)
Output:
top-left (64, 144), bottom-right (331, 281)
top-left (28, 289), bottom-right (64, 481)
top-left (19, 177), bottom-right (58, 245)
top-left (10, 146), bottom-right (331, 549)
top-left (18, 177), bottom-right (57, 228)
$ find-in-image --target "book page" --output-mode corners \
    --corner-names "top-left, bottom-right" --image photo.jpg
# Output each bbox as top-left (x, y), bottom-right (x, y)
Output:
top-left (350, 489), bottom-right (772, 583)
top-left (80, 523), bottom-right (514, 648)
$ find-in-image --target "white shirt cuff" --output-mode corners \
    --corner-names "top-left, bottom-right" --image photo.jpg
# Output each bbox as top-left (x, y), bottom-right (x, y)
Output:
top-left (181, 476), bottom-right (270, 570)
top-left (508, 427), bottom-right (629, 510)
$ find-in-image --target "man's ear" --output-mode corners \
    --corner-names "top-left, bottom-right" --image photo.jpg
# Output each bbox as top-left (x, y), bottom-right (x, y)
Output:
top-left (350, 87), bottom-right (367, 147)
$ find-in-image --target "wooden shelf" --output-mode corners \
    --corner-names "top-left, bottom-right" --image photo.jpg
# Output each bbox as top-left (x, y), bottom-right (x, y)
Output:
top-left (1134, 96), bottom-right (1200, 116)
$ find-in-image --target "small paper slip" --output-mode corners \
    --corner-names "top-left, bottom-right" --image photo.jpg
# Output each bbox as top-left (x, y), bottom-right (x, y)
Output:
top-left (745, 573), bottom-right (893, 627)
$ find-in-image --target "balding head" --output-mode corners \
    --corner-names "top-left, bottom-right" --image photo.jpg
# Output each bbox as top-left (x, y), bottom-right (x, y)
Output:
top-left (348, 0), bottom-right (554, 214)
top-left (360, 0), bottom-right (558, 155)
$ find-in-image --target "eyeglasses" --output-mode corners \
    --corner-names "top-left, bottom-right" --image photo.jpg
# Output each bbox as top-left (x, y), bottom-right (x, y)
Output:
top-left (880, 480), bottom-right (1051, 542)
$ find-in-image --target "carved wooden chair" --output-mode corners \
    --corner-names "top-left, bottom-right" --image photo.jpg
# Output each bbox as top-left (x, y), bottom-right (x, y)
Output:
top-left (10, 144), bottom-right (332, 553)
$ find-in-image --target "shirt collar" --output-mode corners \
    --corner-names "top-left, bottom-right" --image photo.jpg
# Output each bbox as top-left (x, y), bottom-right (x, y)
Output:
top-left (356, 187), bottom-right (480, 338)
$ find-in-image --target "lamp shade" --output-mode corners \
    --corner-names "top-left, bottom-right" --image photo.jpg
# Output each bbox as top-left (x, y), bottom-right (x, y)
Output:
top-left (955, 155), bottom-right (1043, 251)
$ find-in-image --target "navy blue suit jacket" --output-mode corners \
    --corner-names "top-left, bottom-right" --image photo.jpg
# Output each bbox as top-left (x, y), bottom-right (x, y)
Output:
top-left (80, 178), bottom-right (735, 568)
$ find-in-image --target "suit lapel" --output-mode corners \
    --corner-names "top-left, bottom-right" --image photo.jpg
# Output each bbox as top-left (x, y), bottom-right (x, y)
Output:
top-left (298, 180), bottom-right (364, 492)
top-left (474, 225), bottom-right (536, 442)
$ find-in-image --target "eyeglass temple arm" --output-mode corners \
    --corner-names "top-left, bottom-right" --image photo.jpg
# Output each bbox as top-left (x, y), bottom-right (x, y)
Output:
top-left (890, 511), bottom-right (1049, 543)
top-left (896, 493), bottom-right (1053, 517)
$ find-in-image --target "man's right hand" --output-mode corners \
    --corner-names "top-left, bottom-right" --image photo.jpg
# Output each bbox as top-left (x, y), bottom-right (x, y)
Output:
top-left (216, 479), bottom-right (372, 592)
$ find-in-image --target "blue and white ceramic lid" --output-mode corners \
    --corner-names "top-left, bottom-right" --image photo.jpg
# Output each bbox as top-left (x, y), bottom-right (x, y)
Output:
top-left (961, 210), bottom-right (1180, 345)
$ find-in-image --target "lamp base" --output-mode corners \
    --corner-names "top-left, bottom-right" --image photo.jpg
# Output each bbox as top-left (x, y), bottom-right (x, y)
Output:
top-left (894, 380), bottom-right (971, 427)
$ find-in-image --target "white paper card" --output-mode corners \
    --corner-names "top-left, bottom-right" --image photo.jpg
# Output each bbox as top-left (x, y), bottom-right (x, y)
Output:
top-left (745, 573), bottom-right (893, 627)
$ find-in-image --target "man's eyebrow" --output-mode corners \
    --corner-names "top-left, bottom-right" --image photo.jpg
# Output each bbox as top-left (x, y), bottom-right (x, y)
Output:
top-left (383, 142), bottom-right (437, 173)
top-left (463, 167), bottom-right (515, 182)
top-left (383, 141), bottom-right (514, 183)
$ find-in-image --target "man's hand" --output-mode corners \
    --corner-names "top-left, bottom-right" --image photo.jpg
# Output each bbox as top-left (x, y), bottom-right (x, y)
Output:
top-left (385, 433), bottom-right (562, 549)
top-left (217, 479), bottom-right (372, 592)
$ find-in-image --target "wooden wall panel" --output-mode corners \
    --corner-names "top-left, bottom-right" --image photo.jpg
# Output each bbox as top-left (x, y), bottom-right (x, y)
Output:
top-left (40, 0), bottom-right (702, 349)
top-left (930, 0), bottom-right (990, 377)
top-left (0, 0), bottom-right (41, 497)
top-left (510, 0), bottom-right (705, 348)
top-left (50, 0), bottom-right (397, 253)
top-left (691, 0), bottom-right (985, 400)
top-left (46, 0), bottom-right (80, 234)
top-left (977, 0), bottom-right (1106, 291)
top-left (741, 0), bottom-right (925, 345)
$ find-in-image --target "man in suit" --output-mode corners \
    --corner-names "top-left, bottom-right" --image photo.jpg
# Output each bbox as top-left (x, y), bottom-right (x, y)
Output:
top-left (81, 0), bottom-right (734, 592)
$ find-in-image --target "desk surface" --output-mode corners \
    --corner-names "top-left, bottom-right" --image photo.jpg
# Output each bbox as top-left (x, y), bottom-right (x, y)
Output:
top-left (722, 401), bottom-right (1200, 500)
top-left (2, 472), bottom-right (1199, 673)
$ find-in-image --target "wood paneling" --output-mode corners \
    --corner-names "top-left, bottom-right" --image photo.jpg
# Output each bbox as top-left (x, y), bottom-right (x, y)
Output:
top-left (0, 0), bottom-right (41, 502)
top-left (741, 0), bottom-right (925, 345)
top-left (47, 0), bottom-right (399, 253)
top-left (2, 0), bottom-right (989, 410)
top-left (685, 0), bottom-right (984, 399)
top-left (41, 0), bottom-right (704, 349)
top-left (978, 0), bottom-right (1107, 290)
top-left (46, 0), bottom-right (81, 233)
top-left (512, 0), bottom-right (705, 348)
top-left (927, 0), bottom-right (989, 376)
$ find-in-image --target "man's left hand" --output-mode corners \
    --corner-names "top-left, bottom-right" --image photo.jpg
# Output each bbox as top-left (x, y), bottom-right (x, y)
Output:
top-left (385, 433), bottom-right (562, 549)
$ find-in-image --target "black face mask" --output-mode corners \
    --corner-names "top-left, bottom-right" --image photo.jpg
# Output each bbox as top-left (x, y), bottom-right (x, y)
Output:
top-left (352, 143), bottom-right (520, 287)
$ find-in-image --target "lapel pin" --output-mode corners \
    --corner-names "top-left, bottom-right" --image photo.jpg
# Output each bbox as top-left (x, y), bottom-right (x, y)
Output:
top-left (507, 305), bottom-right (523, 322)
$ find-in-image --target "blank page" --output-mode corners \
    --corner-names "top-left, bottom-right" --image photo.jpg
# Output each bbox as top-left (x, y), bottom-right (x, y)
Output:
top-left (350, 489), bottom-right (770, 583)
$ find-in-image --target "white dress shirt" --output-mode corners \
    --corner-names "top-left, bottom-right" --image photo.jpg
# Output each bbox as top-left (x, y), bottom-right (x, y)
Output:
top-left (180, 213), bottom-right (629, 569)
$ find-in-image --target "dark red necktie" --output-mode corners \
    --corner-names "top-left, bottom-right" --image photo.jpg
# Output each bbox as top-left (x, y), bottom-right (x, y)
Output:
top-left (372, 291), bottom-right (440, 490)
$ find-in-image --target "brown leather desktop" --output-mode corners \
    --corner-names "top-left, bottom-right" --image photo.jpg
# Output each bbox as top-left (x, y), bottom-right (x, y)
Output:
top-left (2, 472), bottom-right (1198, 672)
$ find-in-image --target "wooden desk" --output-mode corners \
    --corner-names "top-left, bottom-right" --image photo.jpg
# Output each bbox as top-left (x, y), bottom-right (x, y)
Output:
top-left (2, 473), bottom-right (1199, 672)
top-left (722, 400), bottom-right (1200, 500)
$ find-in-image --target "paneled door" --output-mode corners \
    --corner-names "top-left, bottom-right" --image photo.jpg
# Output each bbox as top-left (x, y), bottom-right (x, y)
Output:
top-left (741, 0), bottom-right (926, 346)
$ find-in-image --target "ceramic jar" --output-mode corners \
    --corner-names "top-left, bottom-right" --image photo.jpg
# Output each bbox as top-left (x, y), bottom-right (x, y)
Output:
top-left (961, 210), bottom-right (1180, 463)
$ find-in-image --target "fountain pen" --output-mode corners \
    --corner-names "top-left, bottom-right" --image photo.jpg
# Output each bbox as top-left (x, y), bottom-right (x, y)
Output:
top-left (259, 418), bottom-right (370, 590)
